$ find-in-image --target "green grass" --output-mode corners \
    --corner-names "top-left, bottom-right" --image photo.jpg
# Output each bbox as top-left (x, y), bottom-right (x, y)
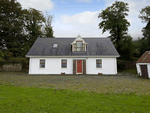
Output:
top-left (0, 85), bottom-right (150, 113)
top-left (118, 69), bottom-right (137, 74)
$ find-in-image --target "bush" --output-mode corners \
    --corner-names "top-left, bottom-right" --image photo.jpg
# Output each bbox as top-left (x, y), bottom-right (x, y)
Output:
top-left (0, 51), bottom-right (4, 58)
top-left (117, 59), bottom-right (126, 70)
top-left (3, 50), bottom-right (13, 60)
top-left (0, 57), bottom-right (4, 62)
top-left (9, 57), bottom-right (29, 70)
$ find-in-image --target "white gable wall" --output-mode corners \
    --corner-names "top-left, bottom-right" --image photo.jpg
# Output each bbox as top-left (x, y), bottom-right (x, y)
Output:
top-left (29, 57), bottom-right (117, 75)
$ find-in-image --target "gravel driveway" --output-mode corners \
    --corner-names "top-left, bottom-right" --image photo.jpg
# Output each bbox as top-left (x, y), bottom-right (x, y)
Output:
top-left (0, 72), bottom-right (150, 95)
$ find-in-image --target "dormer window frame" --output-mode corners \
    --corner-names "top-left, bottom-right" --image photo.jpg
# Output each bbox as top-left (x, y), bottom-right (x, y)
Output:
top-left (73, 41), bottom-right (86, 52)
top-left (71, 35), bottom-right (88, 52)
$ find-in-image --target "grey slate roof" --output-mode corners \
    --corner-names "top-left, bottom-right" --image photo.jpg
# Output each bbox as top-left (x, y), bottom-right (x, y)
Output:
top-left (26, 37), bottom-right (120, 56)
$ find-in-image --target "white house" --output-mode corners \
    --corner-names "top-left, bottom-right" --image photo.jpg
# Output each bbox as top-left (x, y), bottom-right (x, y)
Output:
top-left (26, 35), bottom-right (120, 75)
top-left (136, 51), bottom-right (150, 78)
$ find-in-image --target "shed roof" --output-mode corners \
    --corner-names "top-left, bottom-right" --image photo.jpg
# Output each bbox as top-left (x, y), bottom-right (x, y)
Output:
top-left (137, 51), bottom-right (150, 63)
top-left (26, 37), bottom-right (120, 57)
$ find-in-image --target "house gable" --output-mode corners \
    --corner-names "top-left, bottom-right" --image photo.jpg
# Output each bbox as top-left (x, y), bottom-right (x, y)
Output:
top-left (71, 35), bottom-right (88, 52)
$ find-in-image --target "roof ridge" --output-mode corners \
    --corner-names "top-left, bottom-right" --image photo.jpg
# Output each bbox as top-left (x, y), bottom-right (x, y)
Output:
top-left (39, 37), bottom-right (109, 39)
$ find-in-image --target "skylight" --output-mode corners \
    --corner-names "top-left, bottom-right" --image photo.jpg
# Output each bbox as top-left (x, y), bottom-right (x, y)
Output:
top-left (53, 44), bottom-right (58, 48)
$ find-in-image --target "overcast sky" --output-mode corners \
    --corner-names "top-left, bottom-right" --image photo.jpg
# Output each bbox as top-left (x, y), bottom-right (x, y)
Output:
top-left (18, 0), bottom-right (150, 40)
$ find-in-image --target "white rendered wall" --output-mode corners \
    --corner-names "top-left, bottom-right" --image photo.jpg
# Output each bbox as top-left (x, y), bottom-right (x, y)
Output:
top-left (86, 58), bottom-right (117, 75)
top-left (29, 58), bottom-right (73, 74)
top-left (29, 57), bottom-right (118, 75)
top-left (136, 63), bottom-right (150, 78)
top-left (136, 63), bottom-right (141, 76)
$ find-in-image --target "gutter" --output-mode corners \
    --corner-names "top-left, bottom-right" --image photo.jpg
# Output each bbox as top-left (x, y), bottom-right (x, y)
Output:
top-left (25, 55), bottom-right (120, 58)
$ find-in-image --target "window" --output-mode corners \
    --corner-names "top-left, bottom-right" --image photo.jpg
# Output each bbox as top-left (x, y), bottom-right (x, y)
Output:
top-left (74, 41), bottom-right (85, 52)
top-left (61, 59), bottom-right (67, 68)
top-left (96, 59), bottom-right (102, 68)
top-left (53, 44), bottom-right (58, 48)
top-left (40, 59), bottom-right (45, 68)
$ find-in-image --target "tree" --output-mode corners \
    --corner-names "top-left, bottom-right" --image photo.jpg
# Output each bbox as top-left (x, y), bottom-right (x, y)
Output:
top-left (98, 1), bottom-right (130, 55)
top-left (137, 37), bottom-right (149, 56)
top-left (139, 6), bottom-right (150, 23)
top-left (44, 12), bottom-right (54, 38)
top-left (0, 0), bottom-right (24, 57)
top-left (139, 6), bottom-right (150, 51)
top-left (22, 8), bottom-right (45, 48)
top-left (119, 35), bottom-right (136, 61)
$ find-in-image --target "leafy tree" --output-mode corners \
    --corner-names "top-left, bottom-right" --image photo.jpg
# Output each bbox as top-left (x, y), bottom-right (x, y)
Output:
top-left (0, 0), bottom-right (24, 57)
top-left (0, 51), bottom-right (4, 61)
top-left (98, 1), bottom-right (130, 56)
top-left (22, 8), bottom-right (45, 48)
top-left (139, 6), bottom-right (150, 23)
top-left (139, 6), bottom-right (150, 53)
top-left (44, 12), bottom-right (55, 38)
top-left (0, 1), bottom-right (55, 58)
top-left (3, 50), bottom-right (13, 60)
top-left (119, 35), bottom-right (136, 61)
top-left (137, 37), bottom-right (149, 56)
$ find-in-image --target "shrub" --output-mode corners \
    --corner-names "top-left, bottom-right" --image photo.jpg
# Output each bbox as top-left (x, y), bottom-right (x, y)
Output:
top-left (0, 51), bottom-right (4, 58)
top-left (0, 57), bottom-right (4, 62)
top-left (9, 57), bottom-right (29, 69)
top-left (117, 59), bottom-right (126, 70)
top-left (3, 50), bottom-right (13, 60)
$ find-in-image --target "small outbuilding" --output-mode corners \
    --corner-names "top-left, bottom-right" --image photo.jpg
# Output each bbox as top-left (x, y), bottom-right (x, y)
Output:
top-left (136, 51), bottom-right (150, 78)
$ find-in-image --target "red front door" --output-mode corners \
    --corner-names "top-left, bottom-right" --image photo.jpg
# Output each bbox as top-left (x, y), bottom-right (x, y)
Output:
top-left (77, 60), bottom-right (82, 73)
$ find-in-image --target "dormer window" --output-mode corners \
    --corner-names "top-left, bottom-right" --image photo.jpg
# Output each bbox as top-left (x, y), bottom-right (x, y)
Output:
top-left (74, 41), bottom-right (85, 52)
top-left (71, 35), bottom-right (88, 52)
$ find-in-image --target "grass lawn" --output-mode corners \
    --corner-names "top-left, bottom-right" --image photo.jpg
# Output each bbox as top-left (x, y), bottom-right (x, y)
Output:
top-left (118, 69), bottom-right (137, 74)
top-left (0, 72), bottom-right (150, 112)
top-left (1, 85), bottom-right (150, 113)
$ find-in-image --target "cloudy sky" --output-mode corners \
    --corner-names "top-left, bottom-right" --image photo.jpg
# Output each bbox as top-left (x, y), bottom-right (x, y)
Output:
top-left (18, 0), bottom-right (150, 40)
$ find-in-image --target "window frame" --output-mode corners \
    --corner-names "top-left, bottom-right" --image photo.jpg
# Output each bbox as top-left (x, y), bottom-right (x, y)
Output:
top-left (53, 43), bottom-right (58, 48)
top-left (73, 41), bottom-right (85, 52)
top-left (61, 59), bottom-right (67, 68)
top-left (96, 59), bottom-right (102, 68)
top-left (40, 59), bottom-right (45, 68)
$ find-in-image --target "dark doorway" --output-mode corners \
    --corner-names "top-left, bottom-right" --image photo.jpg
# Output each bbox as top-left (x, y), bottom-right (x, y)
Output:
top-left (140, 65), bottom-right (148, 78)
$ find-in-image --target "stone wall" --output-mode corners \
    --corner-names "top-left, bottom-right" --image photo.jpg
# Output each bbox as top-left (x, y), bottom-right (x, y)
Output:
top-left (0, 63), bottom-right (22, 72)
top-left (83, 60), bottom-right (86, 74)
top-left (73, 60), bottom-right (76, 74)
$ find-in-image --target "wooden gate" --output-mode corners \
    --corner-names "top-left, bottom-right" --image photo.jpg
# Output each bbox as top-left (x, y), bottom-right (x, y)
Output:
top-left (140, 65), bottom-right (148, 78)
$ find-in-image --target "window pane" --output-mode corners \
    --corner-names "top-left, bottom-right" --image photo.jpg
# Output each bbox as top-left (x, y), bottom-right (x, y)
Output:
top-left (62, 60), bottom-right (67, 63)
top-left (40, 60), bottom-right (45, 63)
top-left (77, 42), bottom-right (82, 47)
top-left (83, 47), bottom-right (85, 51)
top-left (74, 44), bottom-right (76, 47)
top-left (40, 64), bottom-right (45, 68)
top-left (53, 44), bottom-right (58, 48)
top-left (96, 60), bottom-right (101, 63)
top-left (77, 48), bottom-right (82, 51)
top-left (77, 48), bottom-right (80, 51)
top-left (62, 64), bottom-right (67, 67)
top-left (97, 64), bottom-right (101, 68)
top-left (74, 47), bottom-right (76, 51)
